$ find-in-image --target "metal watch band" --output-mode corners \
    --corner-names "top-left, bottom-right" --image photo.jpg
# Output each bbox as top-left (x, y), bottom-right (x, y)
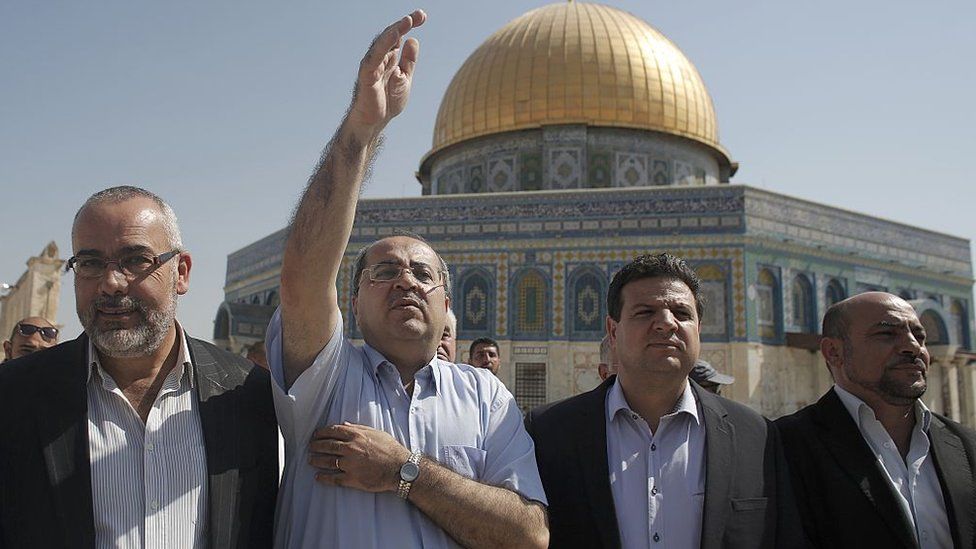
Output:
top-left (396, 451), bottom-right (423, 500)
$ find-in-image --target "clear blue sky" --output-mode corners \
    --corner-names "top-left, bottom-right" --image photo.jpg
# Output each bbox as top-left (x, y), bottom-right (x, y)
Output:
top-left (2, 1), bottom-right (974, 342)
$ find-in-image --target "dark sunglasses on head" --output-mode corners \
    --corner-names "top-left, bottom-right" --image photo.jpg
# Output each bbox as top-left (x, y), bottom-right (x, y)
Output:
top-left (16, 323), bottom-right (59, 341)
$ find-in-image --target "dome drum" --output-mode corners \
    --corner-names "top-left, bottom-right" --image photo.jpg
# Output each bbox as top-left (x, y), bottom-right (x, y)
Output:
top-left (419, 124), bottom-right (726, 195)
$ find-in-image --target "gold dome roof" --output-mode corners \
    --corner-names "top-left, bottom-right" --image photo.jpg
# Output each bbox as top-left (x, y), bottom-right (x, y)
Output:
top-left (427, 2), bottom-right (728, 161)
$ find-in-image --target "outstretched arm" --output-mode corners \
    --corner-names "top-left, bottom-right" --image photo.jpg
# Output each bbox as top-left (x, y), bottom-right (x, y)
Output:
top-left (279, 11), bottom-right (426, 388)
top-left (309, 423), bottom-right (549, 549)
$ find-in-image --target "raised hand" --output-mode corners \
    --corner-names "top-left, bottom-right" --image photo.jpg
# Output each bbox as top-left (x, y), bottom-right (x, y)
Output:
top-left (309, 422), bottom-right (413, 493)
top-left (348, 9), bottom-right (427, 133)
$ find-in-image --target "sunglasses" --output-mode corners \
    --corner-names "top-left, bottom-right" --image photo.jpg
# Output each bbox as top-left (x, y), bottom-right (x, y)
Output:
top-left (16, 323), bottom-right (59, 341)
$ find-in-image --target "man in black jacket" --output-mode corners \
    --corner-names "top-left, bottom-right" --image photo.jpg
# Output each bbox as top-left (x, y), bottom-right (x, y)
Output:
top-left (526, 253), bottom-right (803, 548)
top-left (0, 186), bottom-right (277, 548)
top-left (776, 292), bottom-right (976, 548)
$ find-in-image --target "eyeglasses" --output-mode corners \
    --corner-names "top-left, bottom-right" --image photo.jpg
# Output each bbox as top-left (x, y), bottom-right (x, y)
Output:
top-left (16, 323), bottom-right (59, 341)
top-left (361, 263), bottom-right (444, 288)
top-left (66, 250), bottom-right (180, 279)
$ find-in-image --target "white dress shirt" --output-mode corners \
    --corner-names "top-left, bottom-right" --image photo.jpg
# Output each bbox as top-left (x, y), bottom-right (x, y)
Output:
top-left (833, 385), bottom-right (952, 549)
top-left (606, 379), bottom-right (706, 549)
top-left (267, 311), bottom-right (547, 548)
top-left (86, 326), bottom-right (208, 549)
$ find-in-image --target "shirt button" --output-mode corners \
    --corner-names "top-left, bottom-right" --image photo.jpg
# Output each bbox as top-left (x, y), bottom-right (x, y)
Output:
top-left (883, 442), bottom-right (892, 449)
top-left (651, 486), bottom-right (658, 496)
top-left (650, 443), bottom-right (657, 451)
top-left (150, 500), bottom-right (159, 510)
top-left (146, 442), bottom-right (154, 452)
top-left (631, 413), bottom-right (639, 421)
top-left (653, 533), bottom-right (661, 542)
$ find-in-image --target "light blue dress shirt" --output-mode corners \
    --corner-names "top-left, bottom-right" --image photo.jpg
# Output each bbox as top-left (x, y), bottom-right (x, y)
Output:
top-left (267, 311), bottom-right (547, 548)
top-left (833, 385), bottom-right (952, 549)
top-left (606, 379), bottom-right (705, 549)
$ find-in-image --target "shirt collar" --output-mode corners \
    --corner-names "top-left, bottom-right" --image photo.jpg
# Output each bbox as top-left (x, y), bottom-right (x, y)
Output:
top-left (86, 321), bottom-right (195, 389)
top-left (833, 384), bottom-right (931, 432)
top-left (606, 377), bottom-right (701, 426)
top-left (361, 342), bottom-right (440, 395)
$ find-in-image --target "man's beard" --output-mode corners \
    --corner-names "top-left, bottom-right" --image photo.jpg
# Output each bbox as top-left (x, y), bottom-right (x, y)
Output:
top-left (844, 340), bottom-right (927, 405)
top-left (80, 286), bottom-right (177, 358)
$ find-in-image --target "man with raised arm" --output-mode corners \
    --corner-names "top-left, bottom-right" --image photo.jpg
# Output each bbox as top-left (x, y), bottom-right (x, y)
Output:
top-left (267, 11), bottom-right (548, 548)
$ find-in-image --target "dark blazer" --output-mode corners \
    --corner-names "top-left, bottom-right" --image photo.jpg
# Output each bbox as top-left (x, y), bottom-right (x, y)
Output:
top-left (0, 333), bottom-right (278, 549)
top-left (775, 389), bottom-right (976, 549)
top-left (525, 377), bottom-right (804, 549)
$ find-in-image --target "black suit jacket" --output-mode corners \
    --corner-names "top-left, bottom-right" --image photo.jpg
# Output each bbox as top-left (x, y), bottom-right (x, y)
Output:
top-left (775, 389), bottom-right (976, 549)
top-left (0, 334), bottom-right (278, 548)
top-left (525, 377), bottom-right (804, 549)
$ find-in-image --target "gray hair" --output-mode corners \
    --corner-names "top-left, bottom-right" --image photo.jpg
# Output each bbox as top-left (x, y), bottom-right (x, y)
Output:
top-left (351, 229), bottom-right (451, 298)
top-left (445, 308), bottom-right (457, 334)
top-left (73, 186), bottom-right (183, 250)
top-left (600, 334), bottom-right (612, 364)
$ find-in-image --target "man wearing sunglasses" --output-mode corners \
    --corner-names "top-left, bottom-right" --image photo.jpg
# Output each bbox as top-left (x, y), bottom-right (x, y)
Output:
top-left (0, 186), bottom-right (278, 548)
top-left (2, 316), bottom-right (59, 361)
top-left (267, 10), bottom-right (548, 548)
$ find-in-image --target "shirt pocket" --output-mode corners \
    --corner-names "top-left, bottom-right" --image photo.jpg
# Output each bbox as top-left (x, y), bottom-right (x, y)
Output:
top-left (440, 445), bottom-right (486, 480)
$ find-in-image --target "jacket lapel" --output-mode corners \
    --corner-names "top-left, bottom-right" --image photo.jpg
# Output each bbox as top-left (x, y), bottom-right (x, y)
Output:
top-left (929, 417), bottom-right (975, 548)
top-left (189, 338), bottom-right (242, 548)
top-left (574, 377), bottom-right (620, 548)
top-left (813, 390), bottom-right (918, 549)
top-left (36, 335), bottom-right (95, 547)
top-left (696, 383), bottom-right (733, 549)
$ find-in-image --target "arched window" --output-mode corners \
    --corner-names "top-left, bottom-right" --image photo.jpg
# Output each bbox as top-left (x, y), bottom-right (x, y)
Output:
top-left (458, 268), bottom-right (493, 336)
top-left (791, 274), bottom-right (815, 333)
top-left (825, 279), bottom-right (846, 308)
top-left (567, 267), bottom-right (606, 337)
top-left (512, 269), bottom-right (549, 338)
top-left (696, 263), bottom-right (728, 339)
top-left (951, 300), bottom-right (970, 348)
top-left (920, 310), bottom-right (948, 346)
top-left (266, 290), bottom-right (280, 308)
top-left (213, 306), bottom-right (230, 341)
top-left (756, 268), bottom-right (779, 341)
top-left (251, 295), bottom-right (262, 305)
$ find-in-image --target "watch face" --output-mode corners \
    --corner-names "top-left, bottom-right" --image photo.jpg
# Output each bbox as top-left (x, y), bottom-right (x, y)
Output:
top-left (400, 461), bottom-right (420, 482)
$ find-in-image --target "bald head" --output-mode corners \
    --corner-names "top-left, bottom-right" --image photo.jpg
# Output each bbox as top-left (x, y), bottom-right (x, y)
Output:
top-left (822, 292), bottom-right (912, 341)
top-left (73, 186), bottom-right (183, 250)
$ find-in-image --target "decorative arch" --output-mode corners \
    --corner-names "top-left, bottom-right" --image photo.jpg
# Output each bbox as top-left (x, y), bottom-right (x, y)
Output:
top-left (213, 304), bottom-right (231, 341)
top-left (511, 268), bottom-right (550, 339)
top-left (790, 273), bottom-right (815, 333)
top-left (951, 299), bottom-right (971, 348)
top-left (567, 266), bottom-right (606, 338)
top-left (920, 310), bottom-right (949, 346)
top-left (756, 267), bottom-right (781, 341)
top-left (457, 267), bottom-right (494, 337)
top-left (695, 262), bottom-right (729, 339)
top-left (266, 290), bottom-right (280, 308)
top-left (825, 278), bottom-right (846, 308)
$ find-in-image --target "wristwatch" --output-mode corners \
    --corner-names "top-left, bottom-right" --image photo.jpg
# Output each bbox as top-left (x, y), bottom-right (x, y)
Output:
top-left (397, 451), bottom-right (423, 499)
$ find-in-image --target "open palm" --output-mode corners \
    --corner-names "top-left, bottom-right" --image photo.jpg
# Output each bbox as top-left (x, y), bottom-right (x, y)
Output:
top-left (349, 10), bottom-right (426, 130)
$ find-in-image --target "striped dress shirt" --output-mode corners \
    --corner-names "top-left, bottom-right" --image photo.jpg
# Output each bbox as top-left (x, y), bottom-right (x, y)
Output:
top-left (86, 326), bottom-right (209, 549)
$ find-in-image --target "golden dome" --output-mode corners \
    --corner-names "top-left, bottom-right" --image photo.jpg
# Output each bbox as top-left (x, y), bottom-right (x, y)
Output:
top-left (427, 2), bottom-right (728, 162)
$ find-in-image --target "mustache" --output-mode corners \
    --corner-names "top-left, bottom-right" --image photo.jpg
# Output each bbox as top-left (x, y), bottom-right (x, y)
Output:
top-left (92, 294), bottom-right (147, 314)
top-left (888, 356), bottom-right (927, 368)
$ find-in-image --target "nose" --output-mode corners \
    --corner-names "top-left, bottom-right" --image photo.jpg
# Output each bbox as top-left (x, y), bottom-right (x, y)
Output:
top-left (25, 331), bottom-right (46, 346)
top-left (392, 268), bottom-right (421, 291)
top-left (652, 309), bottom-right (678, 333)
top-left (96, 265), bottom-right (130, 295)
top-left (900, 330), bottom-right (924, 355)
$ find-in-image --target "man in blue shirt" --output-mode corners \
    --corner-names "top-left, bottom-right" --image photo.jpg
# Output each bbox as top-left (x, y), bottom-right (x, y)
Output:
top-left (267, 10), bottom-right (548, 548)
